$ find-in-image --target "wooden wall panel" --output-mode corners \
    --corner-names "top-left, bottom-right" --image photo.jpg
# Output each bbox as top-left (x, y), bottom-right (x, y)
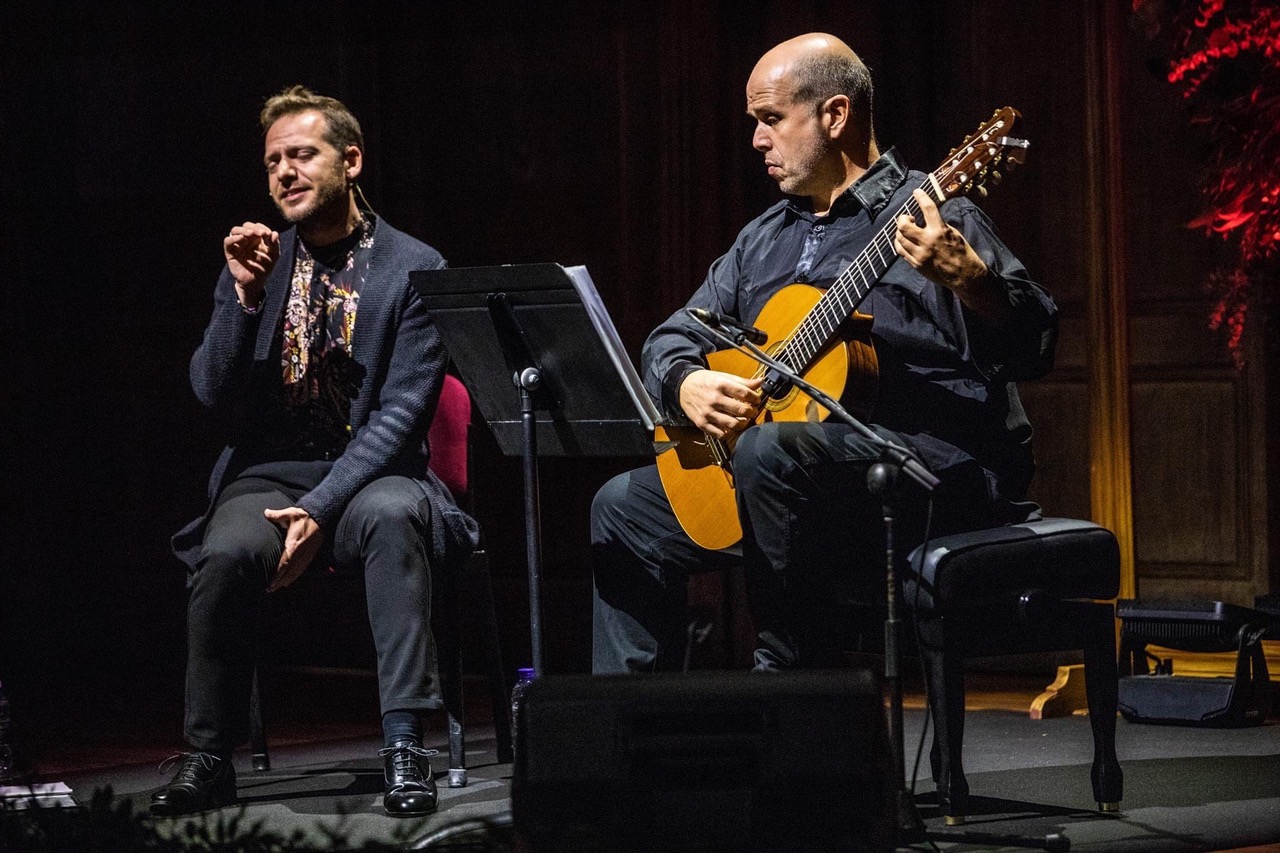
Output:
top-left (1127, 306), bottom-right (1272, 605)
top-left (1131, 379), bottom-right (1239, 570)
top-left (1119, 15), bottom-right (1271, 605)
top-left (1121, 15), bottom-right (1233, 306)
top-left (1020, 382), bottom-right (1092, 522)
top-left (928, 2), bottom-right (1092, 308)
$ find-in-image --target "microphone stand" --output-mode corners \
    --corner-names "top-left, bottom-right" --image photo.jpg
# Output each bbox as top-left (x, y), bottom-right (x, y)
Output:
top-left (688, 311), bottom-right (1068, 852)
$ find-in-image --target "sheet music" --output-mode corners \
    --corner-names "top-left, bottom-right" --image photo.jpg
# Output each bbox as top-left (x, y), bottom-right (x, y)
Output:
top-left (563, 265), bottom-right (663, 431)
top-left (0, 781), bottom-right (78, 809)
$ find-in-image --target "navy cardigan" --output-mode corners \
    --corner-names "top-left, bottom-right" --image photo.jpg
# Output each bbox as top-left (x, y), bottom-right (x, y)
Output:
top-left (172, 218), bottom-right (476, 571)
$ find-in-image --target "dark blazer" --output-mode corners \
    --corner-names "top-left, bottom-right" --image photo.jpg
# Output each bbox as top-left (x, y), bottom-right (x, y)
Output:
top-left (172, 217), bottom-right (477, 570)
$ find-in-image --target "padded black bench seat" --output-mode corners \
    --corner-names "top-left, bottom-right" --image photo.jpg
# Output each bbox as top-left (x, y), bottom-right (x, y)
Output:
top-left (904, 517), bottom-right (1124, 824)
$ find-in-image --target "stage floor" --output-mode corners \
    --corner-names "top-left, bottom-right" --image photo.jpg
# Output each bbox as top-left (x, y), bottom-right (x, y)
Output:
top-left (4, 671), bottom-right (1278, 852)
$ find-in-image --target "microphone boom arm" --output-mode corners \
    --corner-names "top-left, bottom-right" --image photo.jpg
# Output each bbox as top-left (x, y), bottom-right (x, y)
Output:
top-left (685, 308), bottom-right (938, 493)
top-left (739, 338), bottom-right (939, 492)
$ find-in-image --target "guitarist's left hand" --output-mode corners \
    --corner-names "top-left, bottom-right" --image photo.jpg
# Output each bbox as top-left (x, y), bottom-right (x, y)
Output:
top-left (894, 189), bottom-right (988, 291)
top-left (895, 189), bottom-right (1014, 327)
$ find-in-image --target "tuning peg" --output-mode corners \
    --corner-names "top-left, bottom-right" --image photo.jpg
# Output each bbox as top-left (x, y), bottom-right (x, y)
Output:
top-left (989, 171), bottom-right (1002, 186)
top-left (975, 185), bottom-right (989, 198)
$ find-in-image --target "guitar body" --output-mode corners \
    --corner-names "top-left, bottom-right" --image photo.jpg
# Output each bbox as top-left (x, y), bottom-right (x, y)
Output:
top-left (655, 283), bottom-right (879, 551)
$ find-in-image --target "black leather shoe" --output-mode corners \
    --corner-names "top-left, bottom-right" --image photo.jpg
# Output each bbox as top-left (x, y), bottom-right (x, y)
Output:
top-left (379, 740), bottom-right (438, 817)
top-left (149, 752), bottom-right (236, 816)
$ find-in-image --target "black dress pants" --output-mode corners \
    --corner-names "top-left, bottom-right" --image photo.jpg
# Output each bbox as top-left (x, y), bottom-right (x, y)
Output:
top-left (591, 421), bottom-right (997, 672)
top-left (184, 472), bottom-right (444, 752)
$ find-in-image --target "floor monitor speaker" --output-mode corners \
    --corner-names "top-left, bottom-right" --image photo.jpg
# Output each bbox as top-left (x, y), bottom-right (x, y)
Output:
top-left (511, 669), bottom-right (894, 852)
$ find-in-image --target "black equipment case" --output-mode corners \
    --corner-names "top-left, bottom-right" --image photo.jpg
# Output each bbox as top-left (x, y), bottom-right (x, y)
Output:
top-left (1117, 599), bottom-right (1274, 727)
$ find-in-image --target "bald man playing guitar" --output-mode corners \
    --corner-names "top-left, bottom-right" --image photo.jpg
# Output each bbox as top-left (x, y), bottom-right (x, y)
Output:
top-left (592, 34), bottom-right (1054, 672)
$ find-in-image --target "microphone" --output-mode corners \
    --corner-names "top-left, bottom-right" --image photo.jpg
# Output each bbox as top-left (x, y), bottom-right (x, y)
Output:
top-left (687, 308), bottom-right (769, 345)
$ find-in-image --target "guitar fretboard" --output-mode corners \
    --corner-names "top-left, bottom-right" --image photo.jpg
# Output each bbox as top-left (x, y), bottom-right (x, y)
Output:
top-left (771, 183), bottom-right (929, 376)
top-left (769, 106), bottom-right (1018, 376)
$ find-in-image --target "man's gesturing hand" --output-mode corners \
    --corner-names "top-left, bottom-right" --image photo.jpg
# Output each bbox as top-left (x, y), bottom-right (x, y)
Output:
top-left (264, 506), bottom-right (324, 592)
top-left (223, 222), bottom-right (280, 309)
top-left (678, 369), bottom-right (764, 439)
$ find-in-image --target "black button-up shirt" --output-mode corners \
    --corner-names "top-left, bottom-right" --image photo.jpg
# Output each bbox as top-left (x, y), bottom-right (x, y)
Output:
top-left (642, 147), bottom-right (1057, 509)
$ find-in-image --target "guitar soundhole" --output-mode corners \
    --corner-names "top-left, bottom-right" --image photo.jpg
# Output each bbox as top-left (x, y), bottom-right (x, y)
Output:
top-left (763, 385), bottom-right (799, 415)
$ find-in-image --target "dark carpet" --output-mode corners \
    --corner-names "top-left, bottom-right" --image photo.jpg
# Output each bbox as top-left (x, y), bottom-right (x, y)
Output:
top-left (3, 673), bottom-right (1278, 852)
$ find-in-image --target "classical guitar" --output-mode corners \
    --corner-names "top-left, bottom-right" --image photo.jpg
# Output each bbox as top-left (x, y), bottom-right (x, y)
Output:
top-left (655, 107), bottom-right (1030, 551)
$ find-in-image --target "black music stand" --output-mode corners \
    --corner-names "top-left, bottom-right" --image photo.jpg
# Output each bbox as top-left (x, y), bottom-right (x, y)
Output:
top-left (410, 263), bottom-right (661, 676)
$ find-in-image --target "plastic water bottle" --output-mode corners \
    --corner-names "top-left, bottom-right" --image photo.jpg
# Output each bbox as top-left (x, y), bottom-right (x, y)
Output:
top-left (0, 680), bottom-right (15, 781)
top-left (509, 667), bottom-right (537, 762)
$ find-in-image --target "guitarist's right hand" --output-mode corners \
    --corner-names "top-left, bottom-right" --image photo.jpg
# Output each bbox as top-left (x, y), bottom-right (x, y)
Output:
top-left (678, 369), bottom-right (764, 439)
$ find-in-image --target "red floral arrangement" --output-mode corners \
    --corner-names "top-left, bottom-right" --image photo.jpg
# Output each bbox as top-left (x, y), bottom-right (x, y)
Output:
top-left (1134, 0), bottom-right (1280, 365)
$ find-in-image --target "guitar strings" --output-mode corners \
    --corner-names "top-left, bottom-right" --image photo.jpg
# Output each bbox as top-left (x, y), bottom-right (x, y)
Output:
top-left (772, 187), bottom-right (927, 375)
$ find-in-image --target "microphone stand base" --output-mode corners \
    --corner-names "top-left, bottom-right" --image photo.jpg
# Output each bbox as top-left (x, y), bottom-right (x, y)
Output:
top-left (894, 794), bottom-right (1073, 853)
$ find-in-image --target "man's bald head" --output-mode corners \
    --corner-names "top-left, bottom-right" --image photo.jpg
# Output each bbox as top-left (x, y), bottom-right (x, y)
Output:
top-left (751, 33), bottom-right (875, 149)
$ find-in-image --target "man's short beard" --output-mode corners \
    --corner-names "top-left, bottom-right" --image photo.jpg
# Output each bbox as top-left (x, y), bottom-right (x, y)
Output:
top-left (279, 162), bottom-right (350, 226)
top-left (778, 136), bottom-right (836, 198)
top-left (283, 184), bottom-right (347, 226)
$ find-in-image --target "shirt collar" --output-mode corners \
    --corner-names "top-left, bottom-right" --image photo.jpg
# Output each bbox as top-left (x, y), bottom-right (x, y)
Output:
top-left (784, 146), bottom-right (908, 221)
top-left (848, 147), bottom-right (907, 217)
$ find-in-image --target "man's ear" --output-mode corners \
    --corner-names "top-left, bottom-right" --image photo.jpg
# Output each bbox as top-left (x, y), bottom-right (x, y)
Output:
top-left (343, 145), bottom-right (363, 183)
top-left (823, 94), bottom-right (852, 140)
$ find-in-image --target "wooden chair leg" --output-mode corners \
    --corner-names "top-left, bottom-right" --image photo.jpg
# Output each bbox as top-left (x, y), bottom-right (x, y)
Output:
top-left (439, 564), bottom-right (467, 788)
top-left (439, 549), bottom-right (512, 784)
top-left (247, 549), bottom-right (510, 786)
top-left (249, 665), bottom-right (270, 771)
top-left (1080, 603), bottom-right (1123, 811)
top-left (920, 616), bottom-right (969, 825)
top-left (471, 551), bottom-right (513, 764)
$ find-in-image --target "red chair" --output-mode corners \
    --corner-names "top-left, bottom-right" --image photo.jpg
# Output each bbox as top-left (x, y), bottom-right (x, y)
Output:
top-left (248, 373), bottom-right (514, 786)
top-left (426, 373), bottom-right (472, 499)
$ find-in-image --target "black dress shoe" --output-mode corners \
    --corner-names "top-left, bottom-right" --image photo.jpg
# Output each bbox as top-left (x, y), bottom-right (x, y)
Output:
top-left (379, 739), bottom-right (438, 817)
top-left (149, 752), bottom-right (236, 816)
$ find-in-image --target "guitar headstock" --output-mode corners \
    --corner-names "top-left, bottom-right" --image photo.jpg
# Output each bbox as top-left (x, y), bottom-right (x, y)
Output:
top-left (931, 106), bottom-right (1029, 201)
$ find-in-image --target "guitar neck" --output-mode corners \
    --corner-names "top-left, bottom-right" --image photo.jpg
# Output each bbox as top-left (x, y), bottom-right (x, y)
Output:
top-left (774, 105), bottom-right (1028, 373)
top-left (774, 183), bottom-right (929, 375)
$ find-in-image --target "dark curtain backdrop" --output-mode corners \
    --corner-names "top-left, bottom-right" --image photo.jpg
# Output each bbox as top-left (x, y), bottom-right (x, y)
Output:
top-left (1, 2), bottom-right (1164, 711)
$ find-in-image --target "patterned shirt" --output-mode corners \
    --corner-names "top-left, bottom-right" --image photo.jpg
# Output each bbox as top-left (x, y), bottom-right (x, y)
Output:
top-left (274, 213), bottom-right (376, 460)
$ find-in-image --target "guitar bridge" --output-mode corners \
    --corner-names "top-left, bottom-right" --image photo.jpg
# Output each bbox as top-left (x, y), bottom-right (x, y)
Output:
top-left (705, 435), bottom-right (733, 474)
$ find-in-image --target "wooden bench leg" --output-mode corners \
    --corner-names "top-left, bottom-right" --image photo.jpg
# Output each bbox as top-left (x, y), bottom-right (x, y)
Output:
top-left (1081, 604), bottom-right (1123, 811)
top-left (441, 550), bottom-right (512, 785)
top-left (920, 616), bottom-right (969, 825)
